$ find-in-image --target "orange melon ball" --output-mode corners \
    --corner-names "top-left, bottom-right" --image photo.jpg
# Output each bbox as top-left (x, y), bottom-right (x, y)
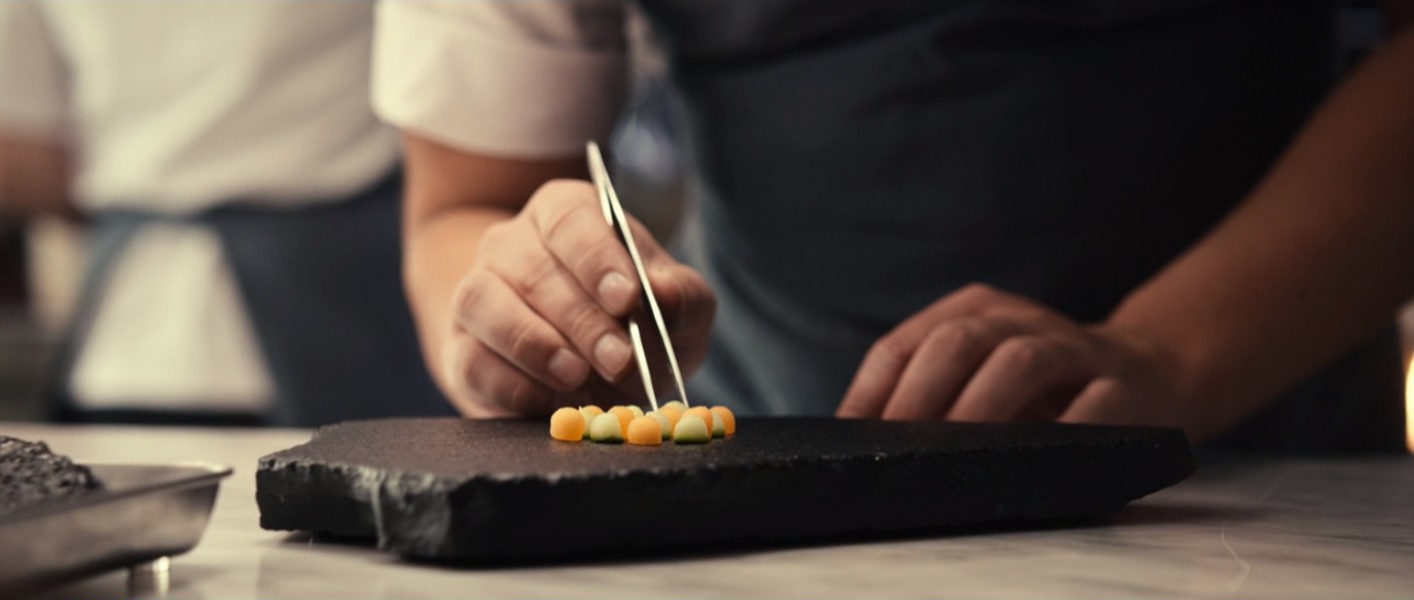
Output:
top-left (659, 406), bottom-right (683, 429)
top-left (647, 412), bottom-right (673, 440)
top-left (683, 407), bottom-right (715, 434)
top-left (626, 416), bottom-right (664, 446)
top-left (710, 406), bottom-right (736, 435)
top-left (549, 407), bottom-right (586, 442)
top-left (608, 406), bottom-right (635, 434)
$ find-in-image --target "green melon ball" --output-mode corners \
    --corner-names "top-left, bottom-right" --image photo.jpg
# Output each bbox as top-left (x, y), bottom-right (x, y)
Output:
top-left (660, 400), bottom-right (687, 414)
top-left (627, 405), bottom-right (644, 418)
top-left (673, 414), bottom-right (710, 444)
top-left (578, 407), bottom-right (601, 428)
top-left (589, 413), bottom-right (624, 443)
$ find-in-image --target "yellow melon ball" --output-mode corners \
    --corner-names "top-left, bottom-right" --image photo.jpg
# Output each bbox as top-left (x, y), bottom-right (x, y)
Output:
top-left (683, 407), bottom-right (715, 435)
top-left (673, 414), bottom-right (710, 444)
top-left (549, 407), bottom-right (586, 442)
top-left (578, 406), bottom-right (602, 428)
top-left (588, 413), bottom-right (625, 443)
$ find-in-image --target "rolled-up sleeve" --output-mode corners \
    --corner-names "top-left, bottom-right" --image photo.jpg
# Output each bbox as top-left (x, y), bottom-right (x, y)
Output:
top-left (373, 0), bottom-right (628, 159)
top-left (0, 1), bottom-right (69, 138)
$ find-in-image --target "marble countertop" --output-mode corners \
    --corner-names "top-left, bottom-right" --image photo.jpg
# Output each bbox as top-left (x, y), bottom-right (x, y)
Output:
top-left (5, 422), bottom-right (1411, 599)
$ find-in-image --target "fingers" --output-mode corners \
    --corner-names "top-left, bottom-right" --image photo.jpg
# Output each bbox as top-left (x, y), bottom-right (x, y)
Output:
top-left (838, 284), bottom-right (1033, 419)
top-left (840, 281), bottom-right (1110, 421)
top-left (837, 334), bottom-right (909, 418)
top-left (1059, 377), bottom-right (1129, 425)
top-left (441, 331), bottom-right (556, 416)
top-left (447, 177), bottom-right (717, 413)
top-left (486, 234), bottom-right (635, 381)
top-left (527, 180), bottom-right (639, 316)
top-left (946, 336), bottom-right (1092, 422)
top-left (878, 321), bottom-right (1006, 420)
top-left (453, 268), bottom-right (591, 391)
top-left (839, 316), bottom-right (1020, 419)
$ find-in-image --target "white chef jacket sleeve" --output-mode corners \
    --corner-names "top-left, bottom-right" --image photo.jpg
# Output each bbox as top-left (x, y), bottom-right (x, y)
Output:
top-left (373, 0), bottom-right (628, 159)
top-left (0, 1), bottom-right (69, 138)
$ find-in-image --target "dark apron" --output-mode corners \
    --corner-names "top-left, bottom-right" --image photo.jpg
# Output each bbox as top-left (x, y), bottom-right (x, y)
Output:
top-left (51, 172), bottom-right (453, 427)
top-left (639, 0), bottom-right (1406, 453)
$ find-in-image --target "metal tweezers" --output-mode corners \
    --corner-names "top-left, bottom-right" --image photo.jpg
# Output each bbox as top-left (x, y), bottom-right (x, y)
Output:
top-left (586, 141), bottom-right (690, 412)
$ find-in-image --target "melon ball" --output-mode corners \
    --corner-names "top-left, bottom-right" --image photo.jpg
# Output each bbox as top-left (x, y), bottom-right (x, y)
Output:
top-left (589, 413), bottom-right (625, 443)
top-left (673, 414), bottom-right (710, 444)
top-left (549, 407), bottom-right (586, 442)
top-left (626, 416), bottom-right (663, 446)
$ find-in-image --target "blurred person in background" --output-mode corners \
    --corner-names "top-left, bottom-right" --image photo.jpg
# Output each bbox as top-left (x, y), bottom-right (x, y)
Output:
top-left (379, 1), bottom-right (1413, 453)
top-left (0, 2), bottom-right (449, 426)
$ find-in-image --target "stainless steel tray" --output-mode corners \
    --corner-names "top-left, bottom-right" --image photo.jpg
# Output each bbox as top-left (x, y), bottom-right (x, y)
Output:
top-left (0, 462), bottom-right (231, 595)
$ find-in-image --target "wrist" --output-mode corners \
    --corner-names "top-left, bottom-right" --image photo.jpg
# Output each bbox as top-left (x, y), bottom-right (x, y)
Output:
top-left (1087, 320), bottom-right (1232, 441)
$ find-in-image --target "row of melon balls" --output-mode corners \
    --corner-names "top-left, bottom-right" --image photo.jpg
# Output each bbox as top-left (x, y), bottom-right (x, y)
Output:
top-left (549, 401), bottom-right (737, 445)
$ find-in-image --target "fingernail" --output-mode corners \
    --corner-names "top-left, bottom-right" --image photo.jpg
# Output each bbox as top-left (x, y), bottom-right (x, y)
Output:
top-left (594, 334), bottom-right (633, 376)
top-left (598, 272), bottom-right (634, 311)
top-left (547, 349), bottom-right (590, 388)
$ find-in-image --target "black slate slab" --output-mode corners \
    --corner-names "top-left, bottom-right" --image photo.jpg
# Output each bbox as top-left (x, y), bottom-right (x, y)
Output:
top-left (257, 417), bottom-right (1193, 561)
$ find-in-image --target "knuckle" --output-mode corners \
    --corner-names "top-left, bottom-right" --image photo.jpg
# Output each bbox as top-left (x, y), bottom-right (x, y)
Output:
top-left (540, 178), bottom-right (594, 202)
top-left (996, 338), bottom-right (1045, 371)
top-left (511, 253), bottom-right (561, 299)
top-left (563, 302), bottom-right (610, 345)
top-left (695, 274), bottom-right (719, 316)
top-left (478, 221), bottom-right (515, 255)
top-left (454, 342), bottom-right (490, 395)
top-left (870, 336), bottom-right (912, 366)
top-left (539, 199), bottom-right (580, 243)
top-left (957, 282), bottom-right (997, 300)
top-left (504, 377), bottom-right (549, 414)
top-left (929, 321), bottom-right (980, 351)
top-left (466, 352), bottom-right (546, 414)
top-left (451, 270), bottom-right (489, 316)
top-left (536, 185), bottom-right (599, 243)
top-left (504, 318), bottom-right (545, 361)
top-left (528, 179), bottom-right (578, 211)
top-left (570, 237), bottom-right (627, 281)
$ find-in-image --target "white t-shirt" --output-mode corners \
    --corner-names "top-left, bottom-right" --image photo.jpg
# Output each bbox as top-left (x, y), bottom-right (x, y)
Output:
top-left (0, 1), bottom-right (400, 412)
top-left (372, 0), bottom-right (627, 158)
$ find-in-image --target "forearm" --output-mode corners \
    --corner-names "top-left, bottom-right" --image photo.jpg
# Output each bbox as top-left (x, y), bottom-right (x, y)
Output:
top-left (1106, 24), bottom-right (1414, 436)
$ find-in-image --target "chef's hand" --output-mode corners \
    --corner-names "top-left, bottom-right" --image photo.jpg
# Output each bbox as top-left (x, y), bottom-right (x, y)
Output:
top-left (836, 283), bottom-right (1201, 432)
top-left (442, 180), bottom-right (715, 417)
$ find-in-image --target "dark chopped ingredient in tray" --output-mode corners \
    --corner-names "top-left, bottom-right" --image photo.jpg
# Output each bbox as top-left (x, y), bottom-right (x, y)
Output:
top-left (0, 435), bottom-right (101, 516)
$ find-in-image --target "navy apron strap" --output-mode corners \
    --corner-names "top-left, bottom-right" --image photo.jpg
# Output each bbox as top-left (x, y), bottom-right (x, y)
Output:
top-left (46, 213), bottom-right (269, 425)
top-left (48, 171), bottom-right (453, 427)
top-left (43, 213), bottom-right (143, 421)
top-left (205, 171), bottom-right (453, 427)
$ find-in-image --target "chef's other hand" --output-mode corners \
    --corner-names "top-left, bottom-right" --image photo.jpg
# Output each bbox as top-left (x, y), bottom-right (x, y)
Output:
top-left (837, 283), bottom-right (1202, 434)
top-left (442, 179), bottom-right (715, 417)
